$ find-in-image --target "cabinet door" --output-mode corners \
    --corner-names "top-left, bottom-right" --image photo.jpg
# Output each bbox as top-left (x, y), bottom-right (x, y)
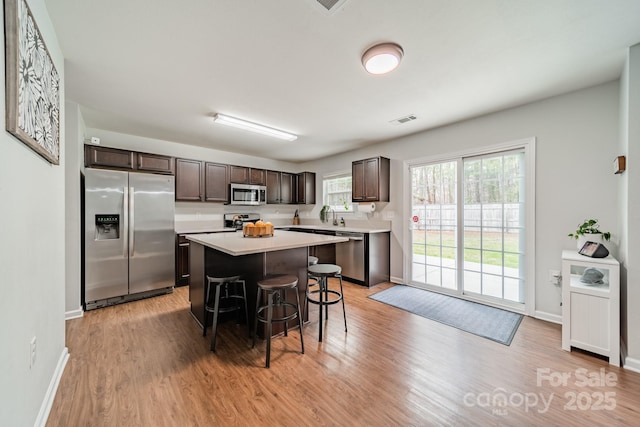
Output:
top-left (175, 235), bottom-right (190, 287)
top-left (85, 145), bottom-right (134, 170)
top-left (204, 162), bottom-right (228, 202)
top-left (175, 159), bottom-right (203, 201)
top-left (250, 168), bottom-right (266, 185)
top-left (229, 165), bottom-right (250, 184)
top-left (297, 171), bottom-right (315, 204)
top-left (266, 170), bottom-right (281, 203)
top-left (363, 157), bottom-right (380, 200)
top-left (280, 172), bottom-right (295, 204)
top-left (137, 153), bottom-right (175, 174)
top-left (352, 157), bottom-right (390, 202)
top-left (352, 160), bottom-right (365, 201)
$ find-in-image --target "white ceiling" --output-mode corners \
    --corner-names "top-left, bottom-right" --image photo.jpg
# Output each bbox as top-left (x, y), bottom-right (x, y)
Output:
top-left (45, 0), bottom-right (640, 163)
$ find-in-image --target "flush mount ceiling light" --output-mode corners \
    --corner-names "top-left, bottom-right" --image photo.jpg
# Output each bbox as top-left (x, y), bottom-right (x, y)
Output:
top-left (362, 43), bottom-right (404, 75)
top-left (212, 113), bottom-right (298, 141)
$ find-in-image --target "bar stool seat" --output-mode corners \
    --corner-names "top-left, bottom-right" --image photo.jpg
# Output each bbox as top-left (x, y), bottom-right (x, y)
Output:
top-left (252, 274), bottom-right (304, 368)
top-left (203, 275), bottom-right (248, 352)
top-left (306, 264), bottom-right (347, 342)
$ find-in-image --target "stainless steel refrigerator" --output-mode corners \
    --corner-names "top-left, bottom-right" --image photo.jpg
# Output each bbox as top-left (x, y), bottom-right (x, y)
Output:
top-left (84, 169), bottom-right (175, 310)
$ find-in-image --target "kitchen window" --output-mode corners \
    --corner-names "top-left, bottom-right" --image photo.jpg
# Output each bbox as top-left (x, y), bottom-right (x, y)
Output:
top-left (323, 173), bottom-right (353, 212)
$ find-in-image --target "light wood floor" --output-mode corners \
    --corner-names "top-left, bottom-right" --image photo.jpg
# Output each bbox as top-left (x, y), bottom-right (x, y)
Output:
top-left (47, 281), bottom-right (640, 426)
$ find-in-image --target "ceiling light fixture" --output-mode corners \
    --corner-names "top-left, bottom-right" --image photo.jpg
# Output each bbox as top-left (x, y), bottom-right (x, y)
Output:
top-left (362, 43), bottom-right (404, 75)
top-left (212, 113), bottom-right (298, 141)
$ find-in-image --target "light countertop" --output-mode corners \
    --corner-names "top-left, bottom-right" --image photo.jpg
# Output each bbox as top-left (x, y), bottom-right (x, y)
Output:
top-left (186, 230), bottom-right (349, 256)
top-left (277, 224), bottom-right (390, 233)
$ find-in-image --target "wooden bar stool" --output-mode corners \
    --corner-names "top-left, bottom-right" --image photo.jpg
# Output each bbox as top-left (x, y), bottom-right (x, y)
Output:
top-left (306, 264), bottom-right (347, 342)
top-left (203, 275), bottom-right (248, 352)
top-left (252, 275), bottom-right (304, 368)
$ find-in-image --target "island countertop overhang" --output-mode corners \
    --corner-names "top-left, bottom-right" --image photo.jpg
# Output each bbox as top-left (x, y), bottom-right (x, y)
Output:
top-left (186, 230), bottom-right (349, 256)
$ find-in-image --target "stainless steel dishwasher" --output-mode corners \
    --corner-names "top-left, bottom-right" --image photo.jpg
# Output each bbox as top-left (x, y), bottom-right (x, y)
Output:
top-left (335, 231), bottom-right (365, 282)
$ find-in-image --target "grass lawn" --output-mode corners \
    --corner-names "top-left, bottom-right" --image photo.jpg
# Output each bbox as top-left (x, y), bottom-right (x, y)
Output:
top-left (412, 230), bottom-right (521, 269)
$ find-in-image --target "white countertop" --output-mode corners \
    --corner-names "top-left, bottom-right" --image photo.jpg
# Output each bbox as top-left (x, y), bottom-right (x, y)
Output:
top-left (276, 224), bottom-right (390, 234)
top-left (186, 230), bottom-right (349, 256)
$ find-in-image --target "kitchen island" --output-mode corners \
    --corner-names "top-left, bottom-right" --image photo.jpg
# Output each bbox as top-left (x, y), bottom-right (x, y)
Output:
top-left (186, 230), bottom-right (348, 336)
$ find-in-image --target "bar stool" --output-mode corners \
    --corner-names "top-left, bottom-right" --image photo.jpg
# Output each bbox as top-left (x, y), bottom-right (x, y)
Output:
top-left (305, 256), bottom-right (319, 316)
top-left (306, 264), bottom-right (347, 342)
top-left (203, 275), bottom-right (248, 352)
top-left (252, 275), bottom-right (304, 368)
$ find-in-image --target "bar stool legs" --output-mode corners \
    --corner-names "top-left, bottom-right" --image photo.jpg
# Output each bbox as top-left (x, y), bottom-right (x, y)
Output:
top-left (253, 275), bottom-right (304, 368)
top-left (307, 264), bottom-right (347, 342)
top-left (203, 275), bottom-right (248, 352)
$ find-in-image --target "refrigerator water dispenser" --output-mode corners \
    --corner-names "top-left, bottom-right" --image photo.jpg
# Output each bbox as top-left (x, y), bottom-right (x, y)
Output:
top-left (95, 214), bottom-right (120, 240)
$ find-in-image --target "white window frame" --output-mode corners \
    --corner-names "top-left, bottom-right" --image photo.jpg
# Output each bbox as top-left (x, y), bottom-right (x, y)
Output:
top-left (322, 171), bottom-right (354, 213)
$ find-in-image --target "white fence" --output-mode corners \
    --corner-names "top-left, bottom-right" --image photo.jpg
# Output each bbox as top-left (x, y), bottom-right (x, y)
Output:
top-left (411, 203), bottom-right (522, 232)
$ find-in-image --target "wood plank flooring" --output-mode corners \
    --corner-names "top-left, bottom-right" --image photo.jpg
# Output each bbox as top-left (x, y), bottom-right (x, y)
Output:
top-left (47, 281), bottom-right (640, 426)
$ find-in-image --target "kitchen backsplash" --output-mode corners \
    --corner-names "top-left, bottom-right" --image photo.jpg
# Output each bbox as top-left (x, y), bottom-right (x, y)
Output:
top-left (174, 202), bottom-right (392, 230)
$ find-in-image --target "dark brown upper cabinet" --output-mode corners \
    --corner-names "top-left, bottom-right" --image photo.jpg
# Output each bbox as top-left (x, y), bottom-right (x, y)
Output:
top-left (175, 158), bottom-right (204, 201)
top-left (137, 152), bottom-right (175, 174)
top-left (249, 168), bottom-right (266, 185)
top-left (85, 145), bottom-right (174, 175)
top-left (230, 165), bottom-right (266, 186)
top-left (204, 162), bottom-right (229, 202)
top-left (266, 170), bottom-right (281, 204)
top-left (297, 171), bottom-right (315, 205)
top-left (85, 145), bottom-right (134, 170)
top-left (280, 172), bottom-right (296, 204)
top-left (176, 159), bottom-right (229, 203)
top-left (229, 165), bottom-right (249, 184)
top-left (352, 156), bottom-right (390, 202)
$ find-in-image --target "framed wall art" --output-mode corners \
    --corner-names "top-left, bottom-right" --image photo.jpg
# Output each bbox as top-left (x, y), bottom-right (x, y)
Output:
top-left (4, 0), bottom-right (61, 165)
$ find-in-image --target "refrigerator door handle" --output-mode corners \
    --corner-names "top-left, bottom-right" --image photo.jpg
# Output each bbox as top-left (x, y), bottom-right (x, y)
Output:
top-left (123, 185), bottom-right (129, 258)
top-left (129, 186), bottom-right (135, 255)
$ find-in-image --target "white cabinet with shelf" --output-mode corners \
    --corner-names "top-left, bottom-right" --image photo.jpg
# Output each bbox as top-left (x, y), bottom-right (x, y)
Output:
top-left (561, 250), bottom-right (619, 366)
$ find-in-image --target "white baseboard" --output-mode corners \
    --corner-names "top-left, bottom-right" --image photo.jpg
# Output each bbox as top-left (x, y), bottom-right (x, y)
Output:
top-left (34, 347), bottom-right (69, 427)
top-left (65, 307), bottom-right (84, 320)
top-left (621, 341), bottom-right (640, 373)
top-left (534, 310), bottom-right (562, 324)
top-left (390, 275), bottom-right (404, 284)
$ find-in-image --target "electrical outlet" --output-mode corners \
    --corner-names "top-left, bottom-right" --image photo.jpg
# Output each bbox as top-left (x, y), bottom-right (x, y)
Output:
top-left (549, 270), bottom-right (561, 285)
top-left (29, 336), bottom-right (37, 369)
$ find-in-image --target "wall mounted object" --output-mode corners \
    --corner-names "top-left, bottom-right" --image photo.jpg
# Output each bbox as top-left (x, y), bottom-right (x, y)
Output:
top-left (4, 0), bottom-right (61, 164)
top-left (613, 155), bottom-right (626, 174)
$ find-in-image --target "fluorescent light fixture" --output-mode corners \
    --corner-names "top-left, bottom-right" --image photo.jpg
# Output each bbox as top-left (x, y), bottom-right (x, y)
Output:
top-left (212, 113), bottom-right (298, 141)
top-left (362, 43), bottom-right (404, 75)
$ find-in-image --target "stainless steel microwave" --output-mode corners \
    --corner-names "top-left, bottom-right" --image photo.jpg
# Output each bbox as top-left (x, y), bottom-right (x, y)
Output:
top-left (230, 183), bottom-right (267, 205)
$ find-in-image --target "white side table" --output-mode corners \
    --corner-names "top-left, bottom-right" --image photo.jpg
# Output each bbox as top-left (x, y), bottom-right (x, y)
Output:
top-left (561, 250), bottom-right (620, 366)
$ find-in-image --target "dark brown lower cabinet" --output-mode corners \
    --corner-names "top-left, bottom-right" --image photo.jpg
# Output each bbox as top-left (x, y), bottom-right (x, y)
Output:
top-left (176, 235), bottom-right (190, 287)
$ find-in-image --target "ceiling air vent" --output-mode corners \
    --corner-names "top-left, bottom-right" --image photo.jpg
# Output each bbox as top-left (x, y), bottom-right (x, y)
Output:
top-left (308, 0), bottom-right (349, 14)
top-left (389, 114), bottom-right (417, 125)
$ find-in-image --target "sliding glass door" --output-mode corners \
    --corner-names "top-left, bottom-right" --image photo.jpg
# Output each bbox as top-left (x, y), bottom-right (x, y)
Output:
top-left (462, 150), bottom-right (525, 304)
top-left (409, 143), bottom-right (530, 311)
top-left (410, 161), bottom-right (457, 289)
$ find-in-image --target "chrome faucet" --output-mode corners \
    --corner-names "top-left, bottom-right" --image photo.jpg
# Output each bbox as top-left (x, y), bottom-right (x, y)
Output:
top-left (330, 209), bottom-right (338, 226)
